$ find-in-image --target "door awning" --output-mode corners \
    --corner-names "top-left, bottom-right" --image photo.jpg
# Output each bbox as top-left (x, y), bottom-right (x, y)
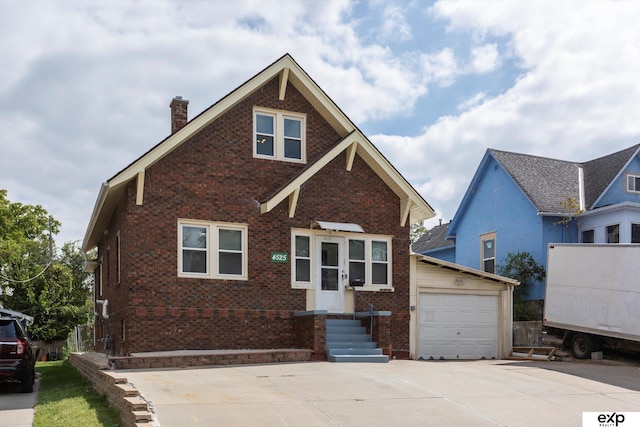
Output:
top-left (311, 221), bottom-right (364, 233)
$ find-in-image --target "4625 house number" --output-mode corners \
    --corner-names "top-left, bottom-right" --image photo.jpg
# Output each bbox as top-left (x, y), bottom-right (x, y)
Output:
top-left (270, 252), bottom-right (288, 263)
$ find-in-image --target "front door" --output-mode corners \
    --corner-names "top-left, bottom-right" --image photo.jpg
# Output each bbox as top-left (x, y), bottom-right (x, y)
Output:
top-left (315, 236), bottom-right (344, 313)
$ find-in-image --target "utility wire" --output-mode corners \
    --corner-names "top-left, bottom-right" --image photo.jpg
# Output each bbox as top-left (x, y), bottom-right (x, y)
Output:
top-left (0, 263), bottom-right (52, 284)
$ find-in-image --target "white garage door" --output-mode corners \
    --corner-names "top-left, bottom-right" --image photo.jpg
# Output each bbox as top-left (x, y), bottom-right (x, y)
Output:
top-left (418, 293), bottom-right (499, 360)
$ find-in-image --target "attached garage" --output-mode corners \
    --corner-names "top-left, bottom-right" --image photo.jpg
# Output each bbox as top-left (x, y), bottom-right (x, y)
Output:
top-left (410, 254), bottom-right (519, 360)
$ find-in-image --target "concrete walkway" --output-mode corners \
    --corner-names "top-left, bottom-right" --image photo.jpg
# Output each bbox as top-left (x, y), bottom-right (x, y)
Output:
top-left (0, 379), bottom-right (39, 427)
top-left (122, 359), bottom-right (640, 426)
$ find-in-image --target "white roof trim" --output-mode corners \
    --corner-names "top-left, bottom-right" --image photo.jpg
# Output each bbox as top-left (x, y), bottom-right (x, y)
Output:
top-left (312, 221), bottom-right (364, 233)
top-left (412, 253), bottom-right (520, 286)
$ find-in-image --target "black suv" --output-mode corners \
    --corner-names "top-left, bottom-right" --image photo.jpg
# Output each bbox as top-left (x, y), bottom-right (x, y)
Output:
top-left (0, 316), bottom-right (36, 393)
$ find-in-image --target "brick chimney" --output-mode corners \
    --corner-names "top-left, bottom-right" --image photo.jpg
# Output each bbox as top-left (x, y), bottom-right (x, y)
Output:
top-left (170, 96), bottom-right (189, 134)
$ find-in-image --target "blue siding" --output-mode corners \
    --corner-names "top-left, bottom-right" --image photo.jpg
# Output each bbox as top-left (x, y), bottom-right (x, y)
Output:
top-left (452, 156), bottom-right (574, 300)
top-left (594, 155), bottom-right (640, 208)
top-left (420, 246), bottom-right (455, 263)
top-left (454, 157), bottom-right (539, 269)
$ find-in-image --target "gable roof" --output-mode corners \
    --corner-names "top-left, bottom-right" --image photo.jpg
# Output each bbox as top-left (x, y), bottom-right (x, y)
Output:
top-left (83, 54), bottom-right (434, 251)
top-left (489, 149), bottom-right (581, 214)
top-left (583, 143), bottom-right (640, 208)
top-left (411, 221), bottom-right (454, 254)
top-left (448, 144), bottom-right (639, 235)
top-left (413, 254), bottom-right (519, 286)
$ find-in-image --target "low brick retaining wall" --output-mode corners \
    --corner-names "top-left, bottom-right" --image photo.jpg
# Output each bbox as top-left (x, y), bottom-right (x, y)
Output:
top-left (69, 353), bottom-right (153, 427)
top-left (110, 349), bottom-right (313, 369)
top-left (69, 349), bottom-right (314, 426)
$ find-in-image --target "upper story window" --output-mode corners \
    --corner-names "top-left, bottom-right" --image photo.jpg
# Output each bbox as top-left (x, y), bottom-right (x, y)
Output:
top-left (626, 173), bottom-right (640, 193)
top-left (254, 108), bottom-right (305, 163)
top-left (178, 220), bottom-right (248, 280)
top-left (480, 232), bottom-right (496, 274)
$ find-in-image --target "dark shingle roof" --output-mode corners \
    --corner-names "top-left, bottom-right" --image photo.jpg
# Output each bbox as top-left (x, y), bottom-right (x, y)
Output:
top-left (582, 144), bottom-right (640, 208)
top-left (489, 144), bottom-right (639, 213)
top-left (412, 222), bottom-right (454, 253)
top-left (490, 149), bottom-right (580, 213)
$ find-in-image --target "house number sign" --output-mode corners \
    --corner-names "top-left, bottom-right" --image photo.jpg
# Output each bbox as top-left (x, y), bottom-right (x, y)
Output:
top-left (270, 252), bottom-right (289, 263)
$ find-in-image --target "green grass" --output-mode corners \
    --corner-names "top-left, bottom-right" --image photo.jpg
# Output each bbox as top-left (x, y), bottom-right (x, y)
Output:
top-left (34, 360), bottom-right (121, 427)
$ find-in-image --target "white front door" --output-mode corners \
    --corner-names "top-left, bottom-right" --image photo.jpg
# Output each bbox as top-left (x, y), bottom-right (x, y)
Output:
top-left (315, 236), bottom-right (345, 313)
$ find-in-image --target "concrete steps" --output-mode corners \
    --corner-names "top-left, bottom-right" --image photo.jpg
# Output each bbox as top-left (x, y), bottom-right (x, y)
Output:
top-left (326, 319), bottom-right (389, 363)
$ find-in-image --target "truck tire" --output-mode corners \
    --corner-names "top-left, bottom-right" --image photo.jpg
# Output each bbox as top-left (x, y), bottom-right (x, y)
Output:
top-left (571, 333), bottom-right (595, 359)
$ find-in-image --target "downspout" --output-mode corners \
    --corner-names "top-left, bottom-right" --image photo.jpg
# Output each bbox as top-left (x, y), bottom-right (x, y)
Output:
top-left (578, 166), bottom-right (585, 212)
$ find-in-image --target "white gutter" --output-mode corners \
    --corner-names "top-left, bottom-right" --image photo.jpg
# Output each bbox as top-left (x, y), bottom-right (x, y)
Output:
top-left (82, 182), bottom-right (110, 252)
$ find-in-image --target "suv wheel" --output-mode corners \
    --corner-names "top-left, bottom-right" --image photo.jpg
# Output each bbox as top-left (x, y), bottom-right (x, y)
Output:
top-left (20, 369), bottom-right (34, 393)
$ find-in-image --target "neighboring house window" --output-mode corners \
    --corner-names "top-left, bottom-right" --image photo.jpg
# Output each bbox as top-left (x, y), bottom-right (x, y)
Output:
top-left (606, 224), bottom-right (620, 243)
top-left (293, 234), bottom-right (311, 284)
top-left (178, 221), bottom-right (248, 280)
top-left (626, 173), bottom-right (640, 193)
top-left (481, 233), bottom-right (496, 274)
top-left (254, 108), bottom-right (305, 162)
top-left (581, 229), bottom-right (594, 243)
top-left (632, 223), bottom-right (640, 243)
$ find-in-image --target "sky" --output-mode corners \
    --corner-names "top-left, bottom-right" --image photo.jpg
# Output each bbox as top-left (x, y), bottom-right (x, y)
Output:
top-left (1, 0), bottom-right (640, 247)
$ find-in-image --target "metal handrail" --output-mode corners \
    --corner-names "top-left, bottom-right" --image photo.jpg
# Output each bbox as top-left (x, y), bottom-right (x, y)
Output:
top-left (352, 287), bottom-right (374, 338)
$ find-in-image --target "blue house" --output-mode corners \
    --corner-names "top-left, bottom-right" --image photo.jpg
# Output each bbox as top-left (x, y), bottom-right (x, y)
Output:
top-left (413, 144), bottom-right (640, 300)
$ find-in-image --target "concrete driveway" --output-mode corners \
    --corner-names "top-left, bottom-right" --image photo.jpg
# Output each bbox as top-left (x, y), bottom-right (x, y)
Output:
top-left (0, 379), bottom-right (39, 427)
top-left (122, 360), bottom-right (640, 427)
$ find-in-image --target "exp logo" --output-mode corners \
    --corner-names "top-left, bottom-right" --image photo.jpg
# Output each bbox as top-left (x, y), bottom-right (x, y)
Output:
top-left (583, 412), bottom-right (638, 427)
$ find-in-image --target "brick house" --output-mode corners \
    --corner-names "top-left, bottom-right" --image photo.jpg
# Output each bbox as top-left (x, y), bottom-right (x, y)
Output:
top-left (82, 54), bottom-right (434, 360)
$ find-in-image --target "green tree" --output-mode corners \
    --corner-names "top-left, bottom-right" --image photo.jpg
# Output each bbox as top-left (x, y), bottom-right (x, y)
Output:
top-left (410, 221), bottom-right (429, 243)
top-left (0, 190), bottom-right (92, 342)
top-left (497, 251), bottom-right (546, 321)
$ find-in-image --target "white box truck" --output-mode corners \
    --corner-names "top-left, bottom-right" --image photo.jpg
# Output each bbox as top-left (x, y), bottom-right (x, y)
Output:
top-left (544, 243), bottom-right (640, 359)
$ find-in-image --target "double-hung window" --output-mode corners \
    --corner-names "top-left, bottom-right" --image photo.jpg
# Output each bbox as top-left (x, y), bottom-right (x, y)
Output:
top-left (347, 237), bottom-right (392, 287)
top-left (481, 232), bottom-right (496, 274)
top-left (179, 220), bottom-right (248, 280)
top-left (293, 234), bottom-right (311, 285)
top-left (626, 173), bottom-right (640, 193)
top-left (254, 108), bottom-right (305, 162)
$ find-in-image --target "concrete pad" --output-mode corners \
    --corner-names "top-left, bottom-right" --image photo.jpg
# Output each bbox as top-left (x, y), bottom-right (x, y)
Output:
top-left (122, 360), bottom-right (640, 427)
top-left (0, 380), bottom-right (39, 427)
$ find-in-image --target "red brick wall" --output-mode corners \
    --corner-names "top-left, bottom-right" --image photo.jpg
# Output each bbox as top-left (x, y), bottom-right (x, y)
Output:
top-left (96, 77), bottom-right (412, 355)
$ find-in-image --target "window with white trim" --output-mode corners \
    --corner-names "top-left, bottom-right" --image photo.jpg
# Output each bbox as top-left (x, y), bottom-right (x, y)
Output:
top-left (254, 108), bottom-right (305, 162)
top-left (348, 239), bottom-right (366, 286)
top-left (606, 224), bottom-right (620, 243)
top-left (632, 223), bottom-right (640, 243)
top-left (178, 221), bottom-right (248, 280)
top-left (347, 237), bottom-right (392, 287)
top-left (626, 173), bottom-right (640, 193)
top-left (481, 232), bottom-right (496, 274)
top-left (581, 229), bottom-right (594, 243)
top-left (293, 234), bottom-right (311, 284)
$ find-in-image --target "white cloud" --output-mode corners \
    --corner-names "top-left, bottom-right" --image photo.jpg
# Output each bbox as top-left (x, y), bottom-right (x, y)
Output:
top-left (379, 4), bottom-right (412, 42)
top-left (470, 43), bottom-right (499, 73)
top-left (1, 0), bottom-right (639, 245)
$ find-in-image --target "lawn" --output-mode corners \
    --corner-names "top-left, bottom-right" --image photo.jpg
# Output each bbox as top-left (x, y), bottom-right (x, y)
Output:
top-left (34, 360), bottom-right (121, 427)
